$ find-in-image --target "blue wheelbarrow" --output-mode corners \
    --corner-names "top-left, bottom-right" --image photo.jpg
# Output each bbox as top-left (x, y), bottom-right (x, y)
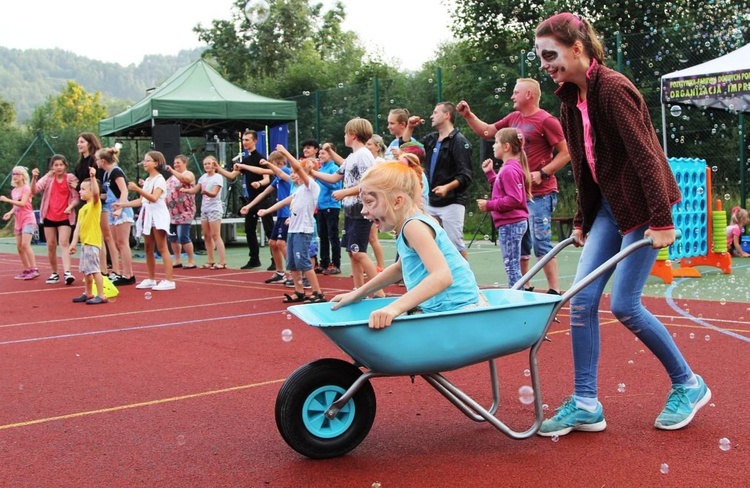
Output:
top-left (275, 235), bottom-right (664, 458)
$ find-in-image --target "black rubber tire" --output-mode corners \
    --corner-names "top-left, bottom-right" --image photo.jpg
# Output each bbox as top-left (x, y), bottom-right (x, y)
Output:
top-left (275, 358), bottom-right (376, 459)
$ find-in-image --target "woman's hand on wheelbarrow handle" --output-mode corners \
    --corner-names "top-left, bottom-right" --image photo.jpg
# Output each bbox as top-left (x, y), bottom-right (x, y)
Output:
top-left (644, 228), bottom-right (682, 249)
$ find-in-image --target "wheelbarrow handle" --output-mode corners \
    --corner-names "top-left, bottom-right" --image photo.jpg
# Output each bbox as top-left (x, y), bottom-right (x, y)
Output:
top-left (512, 236), bottom-right (579, 290)
top-left (558, 229), bottom-right (682, 305)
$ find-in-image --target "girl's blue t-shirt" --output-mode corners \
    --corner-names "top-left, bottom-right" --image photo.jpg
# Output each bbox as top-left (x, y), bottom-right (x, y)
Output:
top-left (396, 213), bottom-right (479, 313)
top-left (271, 166), bottom-right (292, 218)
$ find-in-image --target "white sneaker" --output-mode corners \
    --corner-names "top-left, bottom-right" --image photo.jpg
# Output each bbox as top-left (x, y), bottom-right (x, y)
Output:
top-left (135, 278), bottom-right (158, 289)
top-left (152, 280), bottom-right (176, 291)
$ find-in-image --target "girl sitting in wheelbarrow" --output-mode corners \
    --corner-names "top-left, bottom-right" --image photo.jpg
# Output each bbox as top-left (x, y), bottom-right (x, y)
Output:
top-left (331, 161), bottom-right (486, 329)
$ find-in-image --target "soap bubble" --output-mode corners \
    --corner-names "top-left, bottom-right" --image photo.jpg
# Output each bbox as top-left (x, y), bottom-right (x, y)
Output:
top-left (526, 51), bottom-right (537, 61)
top-left (660, 463), bottom-right (669, 474)
top-left (670, 105), bottom-right (682, 117)
top-left (617, 382), bottom-right (626, 393)
top-left (350, 244), bottom-right (359, 253)
top-left (177, 435), bottom-right (186, 446)
top-left (689, 332), bottom-right (695, 339)
top-left (144, 292), bottom-right (152, 300)
top-left (719, 437), bottom-right (731, 451)
top-left (244, 0), bottom-right (271, 25)
top-left (628, 360), bottom-right (634, 365)
top-left (523, 369), bottom-right (531, 377)
top-left (705, 335), bottom-right (710, 341)
top-left (551, 434), bottom-right (559, 442)
top-left (484, 234), bottom-right (490, 240)
top-left (518, 385), bottom-right (534, 404)
top-left (720, 298), bottom-right (727, 305)
top-left (281, 329), bottom-right (293, 342)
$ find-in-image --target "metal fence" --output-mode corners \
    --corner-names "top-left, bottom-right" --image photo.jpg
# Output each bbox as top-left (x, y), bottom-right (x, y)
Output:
top-left (286, 29), bottom-right (748, 227)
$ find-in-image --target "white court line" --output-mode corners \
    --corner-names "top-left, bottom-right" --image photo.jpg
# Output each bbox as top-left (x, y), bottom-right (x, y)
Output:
top-left (0, 309), bottom-right (285, 346)
top-left (665, 278), bottom-right (750, 343)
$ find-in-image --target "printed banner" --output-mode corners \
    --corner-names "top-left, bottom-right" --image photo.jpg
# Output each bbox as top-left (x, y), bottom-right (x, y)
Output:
top-left (662, 69), bottom-right (750, 103)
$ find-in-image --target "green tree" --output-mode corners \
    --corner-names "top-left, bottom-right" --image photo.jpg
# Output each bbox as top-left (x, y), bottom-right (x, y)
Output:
top-left (194, 0), bottom-right (372, 99)
top-left (29, 81), bottom-right (107, 133)
top-left (0, 97), bottom-right (16, 129)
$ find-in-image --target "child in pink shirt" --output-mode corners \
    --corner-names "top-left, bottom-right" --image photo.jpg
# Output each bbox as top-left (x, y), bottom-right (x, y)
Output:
top-left (1, 166), bottom-right (39, 279)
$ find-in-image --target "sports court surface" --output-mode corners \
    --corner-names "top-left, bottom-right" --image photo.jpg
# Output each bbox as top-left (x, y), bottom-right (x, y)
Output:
top-left (0, 238), bottom-right (747, 486)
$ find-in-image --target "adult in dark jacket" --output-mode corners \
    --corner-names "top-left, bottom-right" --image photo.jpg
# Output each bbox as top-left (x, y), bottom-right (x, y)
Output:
top-left (403, 102), bottom-right (473, 258)
top-left (533, 12), bottom-right (710, 438)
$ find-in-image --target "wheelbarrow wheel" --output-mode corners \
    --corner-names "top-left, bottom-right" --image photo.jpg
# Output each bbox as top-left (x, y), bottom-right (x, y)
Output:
top-left (275, 358), bottom-right (376, 459)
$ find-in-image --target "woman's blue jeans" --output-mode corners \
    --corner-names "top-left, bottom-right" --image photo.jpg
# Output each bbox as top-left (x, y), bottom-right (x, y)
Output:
top-left (570, 199), bottom-right (692, 399)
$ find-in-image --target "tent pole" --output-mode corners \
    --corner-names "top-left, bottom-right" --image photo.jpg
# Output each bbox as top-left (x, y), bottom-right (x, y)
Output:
top-left (661, 103), bottom-right (668, 157)
top-left (266, 126), bottom-right (271, 157)
top-left (660, 77), bottom-right (668, 157)
top-left (295, 120), bottom-right (299, 156)
top-left (740, 112), bottom-right (746, 208)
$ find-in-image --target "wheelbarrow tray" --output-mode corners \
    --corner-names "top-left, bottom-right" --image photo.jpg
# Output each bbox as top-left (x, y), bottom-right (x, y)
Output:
top-left (288, 289), bottom-right (561, 375)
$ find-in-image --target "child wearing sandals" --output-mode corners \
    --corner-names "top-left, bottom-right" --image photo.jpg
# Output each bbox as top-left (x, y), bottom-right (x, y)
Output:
top-left (259, 146), bottom-right (325, 303)
top-left (114, 151), bottom-right (175, 291)
top-left (331, 162), bottom-right (485, 329)
top-left (68, 167), bottom-right (107, 304)
top-left (1, 166), bottom-right (39, 280)
top-left (181, 156), bottom-right (226, 269)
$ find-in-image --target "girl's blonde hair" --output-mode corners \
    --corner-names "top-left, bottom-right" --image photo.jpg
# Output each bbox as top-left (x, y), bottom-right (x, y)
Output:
top-left (369, 135), bottom-right (387, 158)
top-left (496, 128), bottom-right (533, 200)
top-left (361, 161), bottom-right (421, 208)
top-left (731, 206), bottom-right (749, 226)
top-left (95, 147), bottom-right (120, 165)
top-left (11, 166), bottom-right (29, 187)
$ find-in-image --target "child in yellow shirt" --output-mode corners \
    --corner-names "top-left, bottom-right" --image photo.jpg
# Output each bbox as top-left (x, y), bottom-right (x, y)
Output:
top-left (69, 167), bottom-right (107, 304)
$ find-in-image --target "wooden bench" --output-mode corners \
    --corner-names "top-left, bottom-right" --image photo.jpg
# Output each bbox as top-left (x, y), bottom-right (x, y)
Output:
top-left (552, 216), bottom-right (574, 241)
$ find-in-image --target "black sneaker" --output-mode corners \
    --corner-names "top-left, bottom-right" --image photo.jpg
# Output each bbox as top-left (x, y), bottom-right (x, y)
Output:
top-left (113, 275), bottom-right (136, 286)
top-left (546, 289), bottom-right (561, 295)
top-left (64, 271), bottom-right (75, 285)
top-left (314, 266), bottom-right (325, 274)
top-left (265, 273), bottom-right (286, 284)
top-left (266, 258), bottom-right (276, 271)
top-left (241, 259), bottom-right (262, 269)
top-left (283, 278), bottom-right (295, 287)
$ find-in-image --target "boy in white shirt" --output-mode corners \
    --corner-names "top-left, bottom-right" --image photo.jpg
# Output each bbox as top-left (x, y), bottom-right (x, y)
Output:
top-left (259, 145), bottom-right (325, 303)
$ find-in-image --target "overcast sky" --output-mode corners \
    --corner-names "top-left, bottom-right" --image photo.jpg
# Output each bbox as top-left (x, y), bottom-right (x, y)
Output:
top-left (0, 0), bottom-right (454, 70)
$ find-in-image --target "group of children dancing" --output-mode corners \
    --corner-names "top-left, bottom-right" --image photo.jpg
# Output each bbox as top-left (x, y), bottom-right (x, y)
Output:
top-left (2, 117), bottom-right (748, 314)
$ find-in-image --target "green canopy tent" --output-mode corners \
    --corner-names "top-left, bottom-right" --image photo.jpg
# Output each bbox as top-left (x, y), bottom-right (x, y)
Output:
top-left (99, 58), bottom-right (297, 139)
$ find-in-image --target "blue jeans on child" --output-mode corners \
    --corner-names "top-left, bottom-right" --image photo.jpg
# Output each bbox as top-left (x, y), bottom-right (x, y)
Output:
top-left (570, 198), bottom-right (693, 399)
top-left (498, 220), bottom-right (527, 287)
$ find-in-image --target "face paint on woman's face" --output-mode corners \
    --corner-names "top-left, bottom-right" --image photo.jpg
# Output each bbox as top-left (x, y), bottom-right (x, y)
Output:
top-left (535, 36), bottom-right (573, 84)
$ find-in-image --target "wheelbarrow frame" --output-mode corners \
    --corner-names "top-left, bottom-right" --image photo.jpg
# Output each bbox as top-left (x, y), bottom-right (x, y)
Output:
top-left (277, 235), bottom-right (663, 457)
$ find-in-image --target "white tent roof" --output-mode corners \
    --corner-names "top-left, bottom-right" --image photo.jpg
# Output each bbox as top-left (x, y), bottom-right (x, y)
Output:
top-left (661, 43), bottom-right (750, 112)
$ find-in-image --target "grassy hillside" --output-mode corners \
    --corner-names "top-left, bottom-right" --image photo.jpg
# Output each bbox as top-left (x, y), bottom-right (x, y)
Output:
top-left (0, 46), bottom-right (205, 123)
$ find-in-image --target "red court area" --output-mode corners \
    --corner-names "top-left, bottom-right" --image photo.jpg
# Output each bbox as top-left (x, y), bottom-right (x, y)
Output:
top-left (0, 252), bottom-right (747, 487)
